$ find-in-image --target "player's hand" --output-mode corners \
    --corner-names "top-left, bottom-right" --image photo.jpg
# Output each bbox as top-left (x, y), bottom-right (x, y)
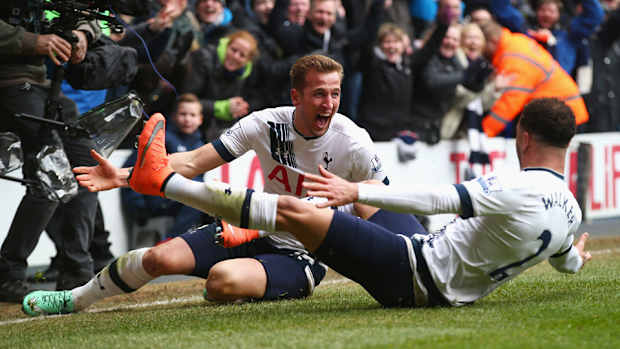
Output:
top-left (303, 165), bottom-right (359, 208)
top-left (35, 34), bottom-right (72, 65)
top-left (574, 232), bottom-right (592, 269)
top-left (70, 30), bottom-right (88, 64)
top-left (73, 149), bottom-right (128, 192)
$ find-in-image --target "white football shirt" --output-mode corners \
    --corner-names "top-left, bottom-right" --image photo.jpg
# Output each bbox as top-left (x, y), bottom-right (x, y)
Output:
top-left (214, 106), bottom-right (387, 250)
top-left (358, 168), bottom-right (582, 306)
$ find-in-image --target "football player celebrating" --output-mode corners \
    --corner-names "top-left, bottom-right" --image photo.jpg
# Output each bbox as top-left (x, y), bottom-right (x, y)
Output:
top-left (22, 54), bottom-right (430, 315)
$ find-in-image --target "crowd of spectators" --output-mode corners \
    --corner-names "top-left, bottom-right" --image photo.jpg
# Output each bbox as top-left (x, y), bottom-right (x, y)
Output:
top-left (105, 0), bottom-right (620, 145)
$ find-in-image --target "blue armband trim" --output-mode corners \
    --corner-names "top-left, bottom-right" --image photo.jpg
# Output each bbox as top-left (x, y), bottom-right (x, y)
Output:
top-left (211, 139), bottom-right (236, 162)
top-left (240, 189), bottom-right (254, 228)
top-left (453, 184), bottom-right (474, 219)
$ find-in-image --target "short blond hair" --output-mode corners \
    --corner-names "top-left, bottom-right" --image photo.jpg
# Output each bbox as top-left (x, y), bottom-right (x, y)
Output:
top-left (460, 22), bottom-right (485, 46)
top-left (289, 54), bottom-right (344, 90)
top-left (377, 23), bottom-right (406, 43)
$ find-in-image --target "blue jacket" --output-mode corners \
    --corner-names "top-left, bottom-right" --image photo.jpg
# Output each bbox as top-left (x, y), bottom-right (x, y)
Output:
top-left (164, 121), bottom-right (205, 158)
top-left (491, 0), bottom-right (604, 75)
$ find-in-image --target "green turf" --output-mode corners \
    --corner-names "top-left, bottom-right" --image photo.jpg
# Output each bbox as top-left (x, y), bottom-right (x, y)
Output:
top-left (1, 250), bottom-right (618, 349)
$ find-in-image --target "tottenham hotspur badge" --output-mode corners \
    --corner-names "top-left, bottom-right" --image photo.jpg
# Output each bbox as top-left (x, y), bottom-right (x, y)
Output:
top-left (323, 152), bottom-right (333, 169)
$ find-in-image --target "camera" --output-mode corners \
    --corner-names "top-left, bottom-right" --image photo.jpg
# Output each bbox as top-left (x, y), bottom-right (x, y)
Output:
top-left (35, 0), bottom-right (153, 35)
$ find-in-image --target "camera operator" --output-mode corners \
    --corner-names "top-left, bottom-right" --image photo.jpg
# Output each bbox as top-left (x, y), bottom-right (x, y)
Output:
top-left (0, 2), bottom-right (101, 302)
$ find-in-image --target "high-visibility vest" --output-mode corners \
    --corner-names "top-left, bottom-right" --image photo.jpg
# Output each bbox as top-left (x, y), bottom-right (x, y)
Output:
top-left (482, 29), bottom-right (588, 137)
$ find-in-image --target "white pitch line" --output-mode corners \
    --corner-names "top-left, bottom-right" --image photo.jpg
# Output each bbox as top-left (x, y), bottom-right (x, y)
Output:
top-left (590, 248), bottom-right (620, 255)
top-left (3, 248), bottom-right (620, 327)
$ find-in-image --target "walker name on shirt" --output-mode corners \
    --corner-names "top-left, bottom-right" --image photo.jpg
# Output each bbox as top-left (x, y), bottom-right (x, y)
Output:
top-left (541, 192), bottom-right (577, 225)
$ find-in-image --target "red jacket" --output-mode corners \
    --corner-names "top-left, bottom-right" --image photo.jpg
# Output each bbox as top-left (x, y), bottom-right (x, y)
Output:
top-left (483, 28), bottom-right (588, 137)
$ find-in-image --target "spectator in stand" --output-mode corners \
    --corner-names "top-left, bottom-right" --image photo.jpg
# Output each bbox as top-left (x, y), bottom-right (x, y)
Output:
top-left (236, 0), bottom-right (300, 108)
top-left (356, 19), bottom-right (452, 141)
top-left (440, 0), bottom-right (464, 24)
top-left (410, 24), bottom-right (466, 144)
top-left (288, 0), bottom-right (311, 25)
top-left (478, 19), bottom-right (589, 137)
top-left (581, 0), bottom-right (620, 132)
top-left (195, 0), bottom-right (238, 46)
top-left (356, 23), bottom-right (412, 141)
top-left (467, 4), bottom-right (494, 25)
top-left (181, 30), bottom-right (260, 141)
top-left (267, 0), bottom-right (310, 34)
top-left (121, 94), bottom-right (209, 240)
top-left (490, 0), bottom-right (604, 78)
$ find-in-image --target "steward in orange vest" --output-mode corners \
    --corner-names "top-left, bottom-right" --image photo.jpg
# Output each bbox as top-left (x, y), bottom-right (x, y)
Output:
top-left (479, 22), bottom-right (588, 137)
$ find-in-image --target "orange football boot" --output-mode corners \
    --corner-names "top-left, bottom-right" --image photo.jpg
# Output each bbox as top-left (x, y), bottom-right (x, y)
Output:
top-left (214, 220), bottom-right (260, 248)
top-left (128, 113), bottom-right (174, 197)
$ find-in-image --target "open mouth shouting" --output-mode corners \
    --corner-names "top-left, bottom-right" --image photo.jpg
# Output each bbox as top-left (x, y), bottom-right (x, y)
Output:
top-left (314, 113), bottom-right (331, 131)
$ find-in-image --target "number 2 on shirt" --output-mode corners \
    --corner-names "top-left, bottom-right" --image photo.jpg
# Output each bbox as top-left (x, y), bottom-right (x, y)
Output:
top-left (489, 230), bottom-right (552, 282)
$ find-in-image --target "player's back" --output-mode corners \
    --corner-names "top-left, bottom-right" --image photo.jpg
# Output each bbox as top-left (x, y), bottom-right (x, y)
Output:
top-left (423, 168), bottom-right (582, 306)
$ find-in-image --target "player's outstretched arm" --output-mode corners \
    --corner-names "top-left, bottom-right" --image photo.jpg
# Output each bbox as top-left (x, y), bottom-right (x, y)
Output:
top-left (574, 232), bottom-right (592, 269)
top-left (73, 149), bottom-right (132, 192)
top-left (303, 165), bottom-right (359, 208)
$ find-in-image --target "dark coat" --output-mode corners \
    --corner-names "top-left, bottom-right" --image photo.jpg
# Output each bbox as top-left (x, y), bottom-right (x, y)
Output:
top-left (356, 49), bottom-right (413, 141)
top-left (180, 41), bottom-right (254, 141)
top-left (356, 24), bottom-right (448, 141)
top-left (582, 9), bottom-right (620, 132)
top-left (66, 36), bottom-right (138, 90)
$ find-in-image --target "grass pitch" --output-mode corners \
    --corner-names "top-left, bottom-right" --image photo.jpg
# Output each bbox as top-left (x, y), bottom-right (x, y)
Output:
top-left (1, 236), bottom-right (619, 349)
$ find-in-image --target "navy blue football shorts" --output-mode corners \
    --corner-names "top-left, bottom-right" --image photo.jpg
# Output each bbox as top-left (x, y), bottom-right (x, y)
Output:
top-left (314, 210), bottom-right (428, 307)
top-left (181, 209), bottom-right (425, 302)
top-left (180, 224), bottom-right (327, 300)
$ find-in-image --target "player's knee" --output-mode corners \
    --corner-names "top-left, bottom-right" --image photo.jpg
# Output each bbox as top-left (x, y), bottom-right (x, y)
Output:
top-left (142, 247), bottom-right (172, 277)
top-left (205, 264), bottom-right (241, 300)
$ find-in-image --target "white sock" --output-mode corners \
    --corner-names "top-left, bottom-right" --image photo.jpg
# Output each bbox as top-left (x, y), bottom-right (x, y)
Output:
top-left (71, 248), bottom-right (153, 310)
top-left (164, 174), bottom-right (278, 231)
